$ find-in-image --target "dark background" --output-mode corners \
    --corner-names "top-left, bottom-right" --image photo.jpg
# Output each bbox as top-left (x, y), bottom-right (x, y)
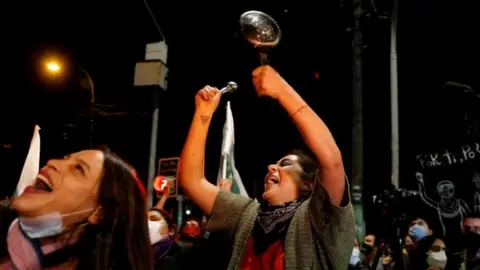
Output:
top-left (1, 1), bottom-right (479, 233)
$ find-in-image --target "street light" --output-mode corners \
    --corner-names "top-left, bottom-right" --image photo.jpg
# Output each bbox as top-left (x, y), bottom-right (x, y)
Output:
top-left (46, 61), bottom-right (61, 73)
top-left (44, 60), bottom-right (96, 148)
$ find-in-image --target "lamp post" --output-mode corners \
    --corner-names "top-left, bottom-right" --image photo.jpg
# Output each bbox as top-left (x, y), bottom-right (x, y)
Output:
top-left (45, 61), bottom-right (96, 148)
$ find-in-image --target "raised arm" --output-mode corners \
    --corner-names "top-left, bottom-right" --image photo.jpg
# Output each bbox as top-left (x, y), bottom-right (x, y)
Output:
top-left (253, 66), bottom-right (345, 205)
top-left (178, 86), bottom-right (222, 215)
top-left (415, 172), bottom-right (438, 209)
top-left (153, 181), bottom-right (171, 210)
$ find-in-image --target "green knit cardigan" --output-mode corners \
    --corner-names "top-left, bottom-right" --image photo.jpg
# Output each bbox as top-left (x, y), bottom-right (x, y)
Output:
top-left (206, 178), bottom-right (356, 270)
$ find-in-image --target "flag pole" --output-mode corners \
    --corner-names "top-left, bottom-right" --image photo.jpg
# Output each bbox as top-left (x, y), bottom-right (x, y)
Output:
top-left (221, 156), bottom-right (227, 180)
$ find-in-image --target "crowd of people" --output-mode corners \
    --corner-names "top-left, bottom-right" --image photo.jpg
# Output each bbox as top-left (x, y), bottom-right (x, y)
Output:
top-left (1, 65), bottom-right (478, 269)
top-left (0, 65), bottom-right (356, 269)
top-left (348, 216), bottom-right (480, 270)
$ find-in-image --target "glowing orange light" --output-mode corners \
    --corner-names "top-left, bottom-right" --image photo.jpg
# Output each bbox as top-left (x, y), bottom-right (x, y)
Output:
top-left (46, 61), bottom-right (61, 73)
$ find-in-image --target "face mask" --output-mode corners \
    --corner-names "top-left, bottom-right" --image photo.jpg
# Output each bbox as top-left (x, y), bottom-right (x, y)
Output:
top-left (148, 220), bottom-right (169, 244)
top-left (465, 231), bottom-right (480, 248)
top-left (427, 251), bottom-right (447, 269)
top-left (362, 244), bottom-right (373, 254)
top-left (350, 247), bottom-right (361, 265)
top-left (19, 208), bottom-right (94, 239)
top-left (361, 243), bottom-right (373, 254)
top-left (410, 224), bottom-right (428, 241)
top-left (182, 226), bottom-right (201, 238)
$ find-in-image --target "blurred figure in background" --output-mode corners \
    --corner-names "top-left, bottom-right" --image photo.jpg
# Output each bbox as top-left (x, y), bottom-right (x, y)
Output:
top-left (463, 217), bottom-right (480, 270)
top-left (426, 239), bottom-right (447, 270)
top-left (362, 234), bottom-right (378, 267)
top-left (148, 208), bottom-right (188, 270)
top-left (178, 217), bottom-right (202, 248)
top-left (184, 178), bottom-right (238, 270)
top-left (376, 245), bottom-right (396, 270)
top-left (148, 181), bottom-right (188, 270)
top-left (349, 239), bottom-right (369, 270)
top-left (218, 179), bottom-right (232, 194)
top-left (407, 217), bottom-right (435, 270)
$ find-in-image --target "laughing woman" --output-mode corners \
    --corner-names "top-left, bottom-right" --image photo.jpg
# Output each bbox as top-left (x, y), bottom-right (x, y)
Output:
top-left (0, 147), bottom-right (152, 270)
top-left (178, 65), bottom-right (355, 269)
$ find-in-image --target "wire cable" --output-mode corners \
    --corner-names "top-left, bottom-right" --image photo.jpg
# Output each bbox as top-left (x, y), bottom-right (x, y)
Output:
top-left (143, 0), bottom-right (166, 43)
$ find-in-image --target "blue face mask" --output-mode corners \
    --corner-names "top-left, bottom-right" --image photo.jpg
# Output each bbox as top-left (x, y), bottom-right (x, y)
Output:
top-left (410, 224), bottom-right (428, 241)
top-left (350, 247), bottom-right (361, 265)
top-left (19, 208), bottom-right (94, 239)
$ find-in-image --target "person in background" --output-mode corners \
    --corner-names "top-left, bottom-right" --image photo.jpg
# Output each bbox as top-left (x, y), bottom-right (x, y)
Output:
top-left (147, 181), bottom-right (187, 269)
top-left (426, 238), bottom-right (447, 270)
top-left (178, 65), bottom-right (355, 269)
top-left (218, 179), bottom-right (232, 193)
top-left (407, 217), bottom-right (435, 270)
top-left (376, 245), bottom-right (396, 270)
top-left (409, 218), bottom-right (433, 244)
top-left (404, 235), bottom-right (414, 249)
top-left (148, 209), bottom-right (188, 270)
top-left (198, 178), bottom-right (238, 270)
top-left (403, 235), bottom-right (414, 263)
top-left (462, 217), bottom-right (480, 270)
top-left (362, 234), bottom-right (378, 267)
top-left (178, 217), bottom-right (202, 247)
top-left (0, 146), bottom-right (152, 270)
top-left (349, 239), bottom-right (369, 270)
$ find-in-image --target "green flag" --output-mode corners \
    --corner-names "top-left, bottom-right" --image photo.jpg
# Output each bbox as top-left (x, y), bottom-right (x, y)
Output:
top-left (217, 102), bottom-right (248, 197)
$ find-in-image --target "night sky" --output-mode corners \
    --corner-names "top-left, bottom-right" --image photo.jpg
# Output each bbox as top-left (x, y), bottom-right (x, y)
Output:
top-left (1, 1), bottom-right (479, 230)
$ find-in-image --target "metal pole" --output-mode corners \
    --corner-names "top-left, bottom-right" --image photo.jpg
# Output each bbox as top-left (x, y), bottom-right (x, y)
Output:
top-left (390, 0), bottom-right (400, 188)
top-left (177, 194), bottom-right (183, 232)
top-left (352, 0), bottom-right (365, 245)
top-left (79, 68), bottom-right (95, 148)
top-left (147, 90), bottom-right (159, 207)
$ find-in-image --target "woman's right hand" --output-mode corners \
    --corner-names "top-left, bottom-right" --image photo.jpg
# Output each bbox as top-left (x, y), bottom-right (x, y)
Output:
top-left (218, 179), bottom-right (233, 193)
top-left (195, 86), bottom-right (222, 115)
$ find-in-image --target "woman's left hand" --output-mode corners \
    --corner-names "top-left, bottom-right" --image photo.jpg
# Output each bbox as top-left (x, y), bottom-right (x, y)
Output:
top-left (252, 65), bottom-right (291, 100)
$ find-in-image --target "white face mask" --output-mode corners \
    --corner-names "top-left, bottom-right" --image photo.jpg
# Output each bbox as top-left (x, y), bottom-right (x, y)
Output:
top-left (19, 208), bottom-right (95, 239)
top-left (350, 247), bottom-right (361, 265)
top-left (148, 220), bottom-right (169, 245)
top-left (427, 251), bottom-right (447, 269)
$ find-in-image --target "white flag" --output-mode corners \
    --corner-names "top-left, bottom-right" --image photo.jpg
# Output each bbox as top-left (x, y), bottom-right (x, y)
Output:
top-left (15, 125), bottom-right (41, 196)
top-left (217, 102), bottom-right (248, 197)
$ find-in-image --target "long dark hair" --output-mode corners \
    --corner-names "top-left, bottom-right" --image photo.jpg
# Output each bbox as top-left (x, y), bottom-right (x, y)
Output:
top-left (290, 149), bottom-right (317, 199)
top-left (74, 147), bottom-right (153, 270)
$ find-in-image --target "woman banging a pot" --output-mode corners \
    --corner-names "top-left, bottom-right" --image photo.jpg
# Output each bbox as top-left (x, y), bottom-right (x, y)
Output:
top-left (178, 65), bottom-right (355, 269)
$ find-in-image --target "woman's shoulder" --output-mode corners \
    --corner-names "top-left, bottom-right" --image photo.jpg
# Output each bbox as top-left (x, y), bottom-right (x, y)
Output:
top-left (206, 191), bottom-right (257, 232)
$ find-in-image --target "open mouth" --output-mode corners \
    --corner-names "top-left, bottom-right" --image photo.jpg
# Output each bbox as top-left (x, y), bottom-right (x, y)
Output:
top-left (25, 174), bottom-right (53, 193)
top-left (266, 175), bottom-right (280, 185)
